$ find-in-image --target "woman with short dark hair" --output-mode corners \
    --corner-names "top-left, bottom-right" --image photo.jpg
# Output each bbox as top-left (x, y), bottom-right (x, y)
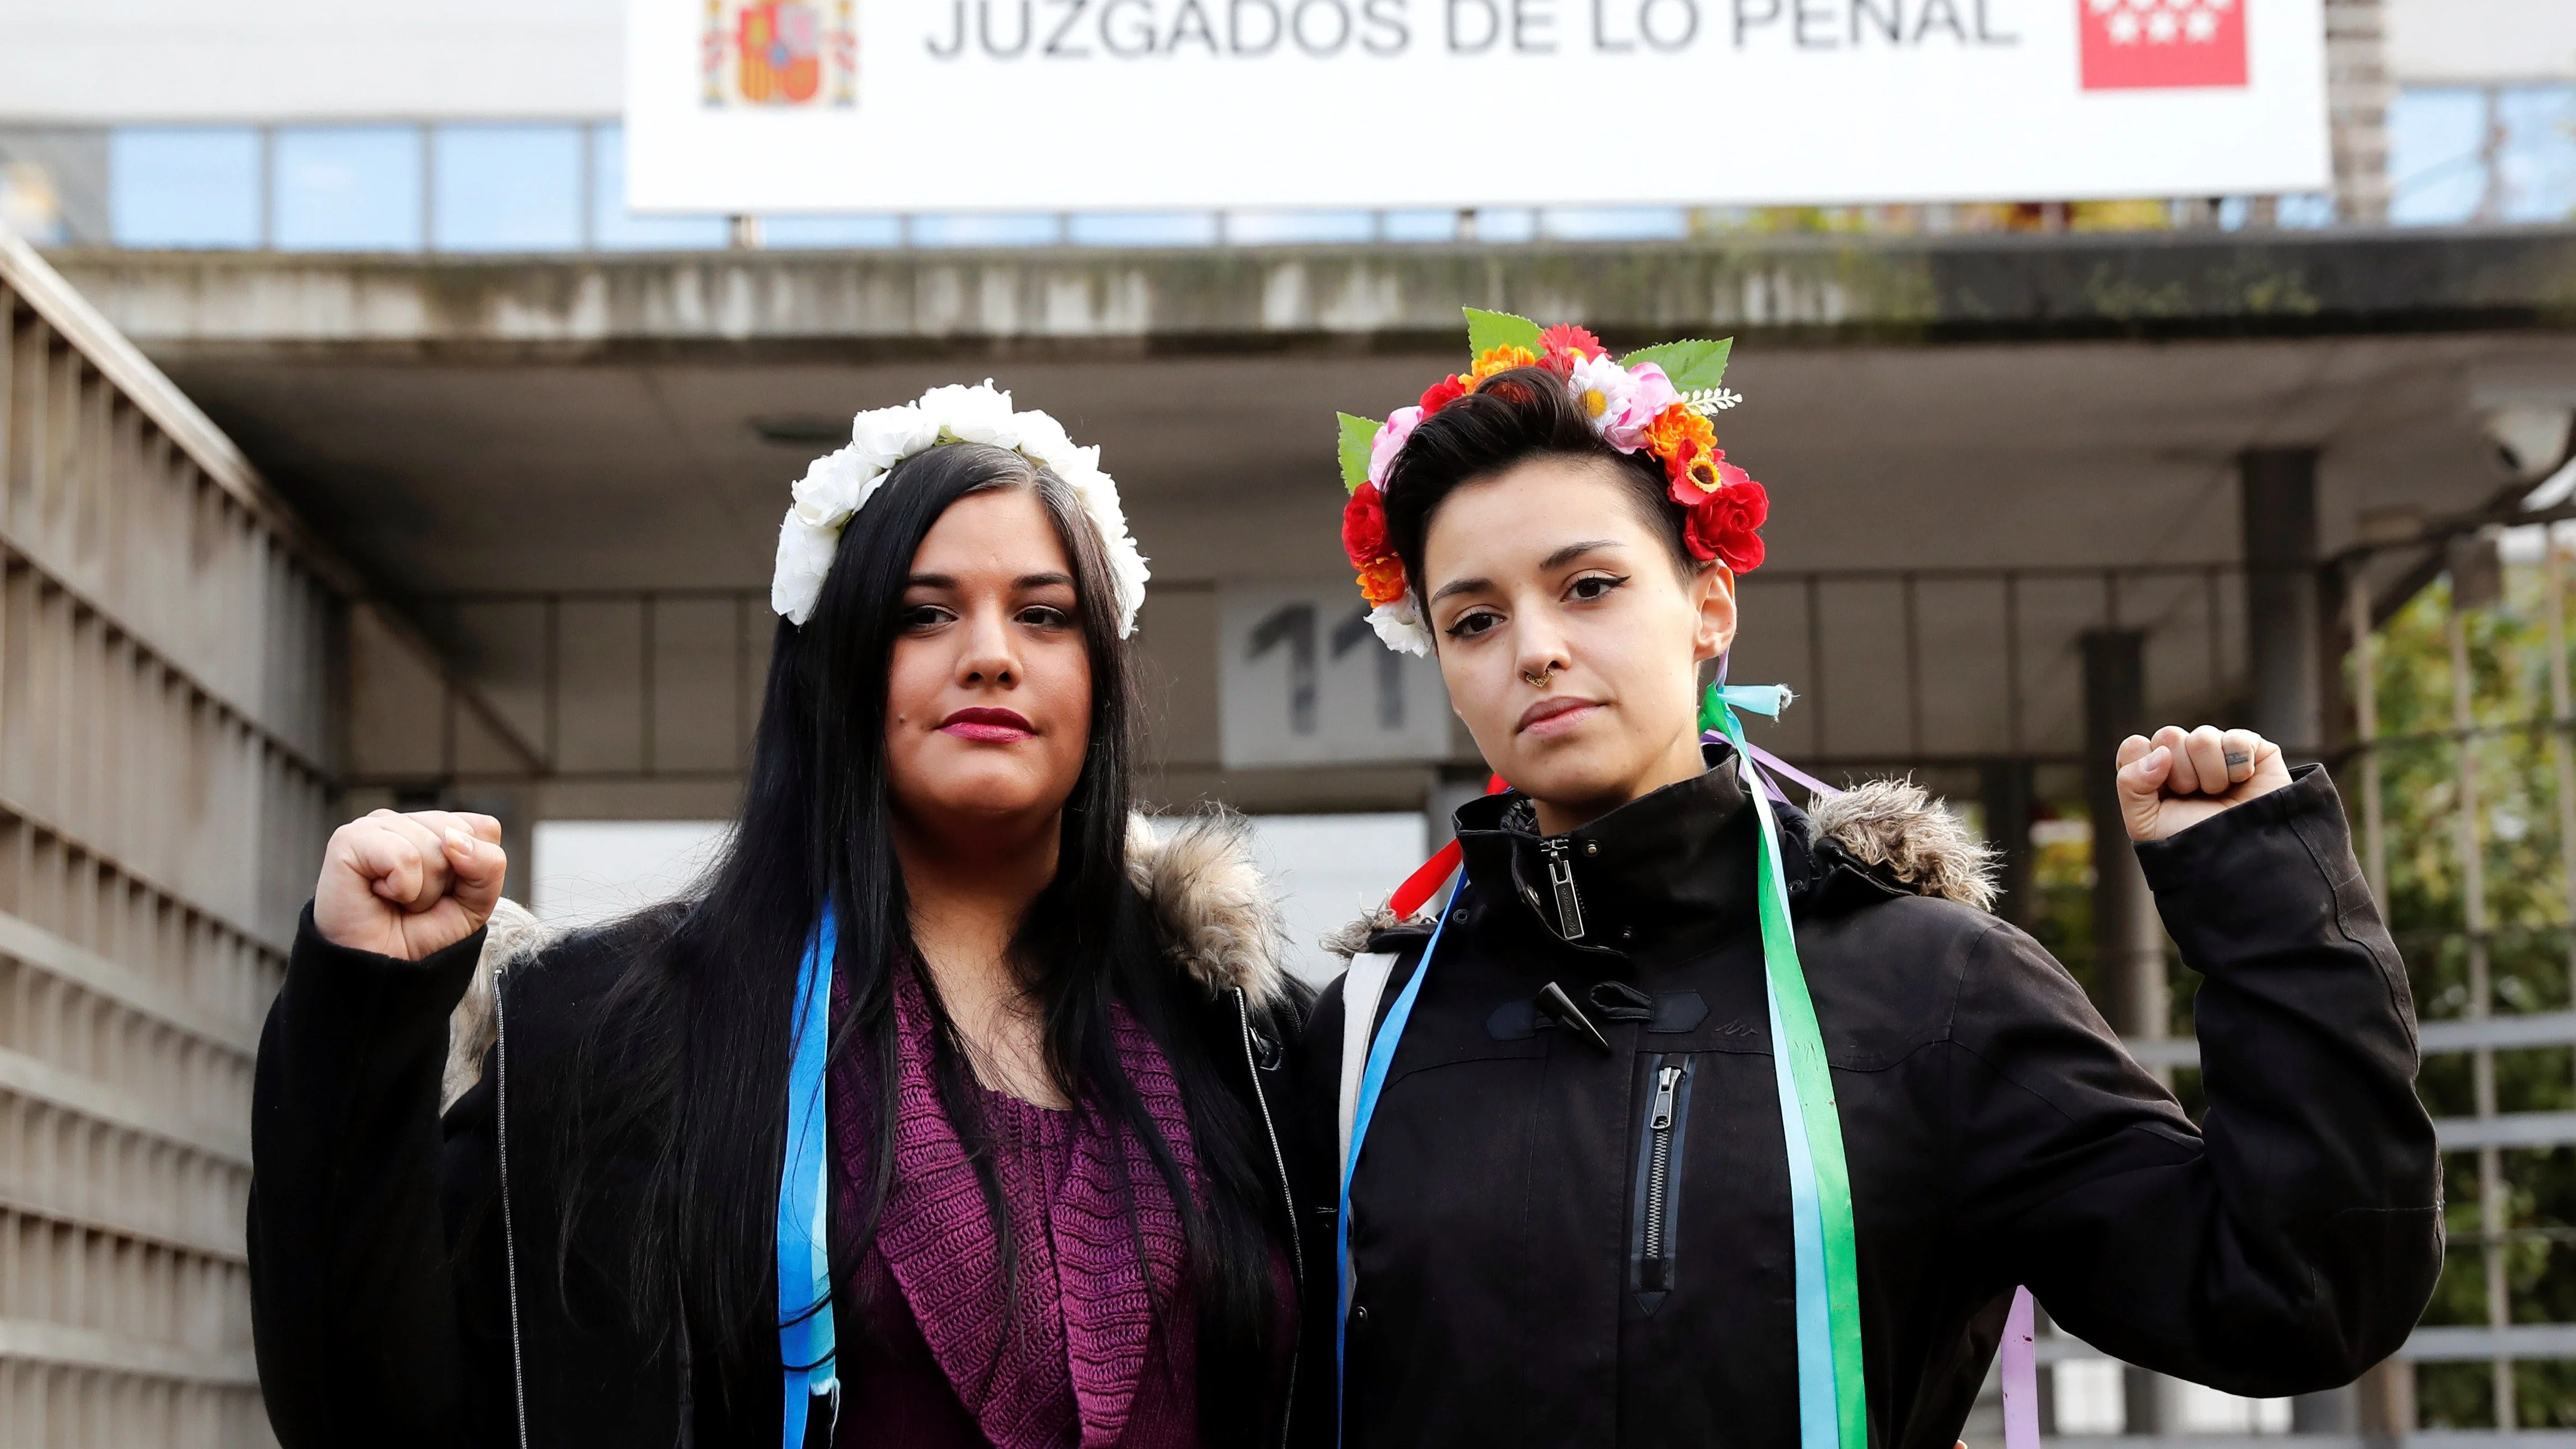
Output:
top-left (1295, 315), bottom-right (2440, 1449)
top-left (252, 386), bottom-right (1310, 1449)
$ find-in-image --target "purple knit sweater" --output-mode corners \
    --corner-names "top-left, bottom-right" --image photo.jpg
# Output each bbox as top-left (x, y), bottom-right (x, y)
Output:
top-left (827, 968), bottom-right (1201, 1449)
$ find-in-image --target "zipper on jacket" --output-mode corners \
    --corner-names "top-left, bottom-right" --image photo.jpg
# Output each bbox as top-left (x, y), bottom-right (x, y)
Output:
top-left (1631, 1053), bottom-right (1694, 1315)
top-left (1235, 987), bottom-right (1302, 1449)
top-left (492, 962), bottom-right (533, 1449)
top-left (1542, 837), bottom-right (1587, 940)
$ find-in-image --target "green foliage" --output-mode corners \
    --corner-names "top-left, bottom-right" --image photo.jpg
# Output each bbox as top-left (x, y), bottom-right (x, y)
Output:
top-left (1337, 413), bottom-right (1378, 493)
top-left (1619, 337), bottom-right (1733, 393)
top-left (2360, 570), bottom-right (2576, 1427)
top-left (1462, 307), bottom-right (1543, 359)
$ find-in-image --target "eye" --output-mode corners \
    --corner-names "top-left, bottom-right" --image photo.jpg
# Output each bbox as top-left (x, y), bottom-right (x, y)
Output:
top-left (1567, 573), bottom-right (1629, 603)
top-left (1016, 604), bottom-right (1074, 629)
top-left (1443, 607), bottom-right (1504, 640)
top-left (901, 603), bottom-right (956, 631)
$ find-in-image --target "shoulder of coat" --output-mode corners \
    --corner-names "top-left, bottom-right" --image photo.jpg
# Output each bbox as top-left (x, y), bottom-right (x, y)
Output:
top-left (1127, 809), bottom-right (1299, 1011)
top-left (1808, 778), bottom-right (2000, 912)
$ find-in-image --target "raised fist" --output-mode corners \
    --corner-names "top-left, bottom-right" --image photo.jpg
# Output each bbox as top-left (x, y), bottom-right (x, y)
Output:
top-left (313, 809), bottom-right (508, 961)
top-left (2114, 725), bottom-right (2292, 843)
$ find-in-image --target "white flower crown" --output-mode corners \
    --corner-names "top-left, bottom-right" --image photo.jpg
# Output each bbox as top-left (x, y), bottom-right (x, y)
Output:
top-left (771, 381), bottom-right (1150, 634)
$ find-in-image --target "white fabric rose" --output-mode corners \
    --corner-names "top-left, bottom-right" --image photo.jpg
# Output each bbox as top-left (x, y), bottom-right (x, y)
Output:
top-left (1011, 410), bottom-right (1080, 473)
top-left (789, 444), bottom-right (880, 529)
top-left (772, 385), bottom-right (1149, 637)
top-left (772, 514), bottom-right (843, 625)
top-left (851, 403), bottom-right (937, 469)
top-left (919, 381), bottom-right (1019, 449)
top-left (1368, 599), bottom-right (1432, 657)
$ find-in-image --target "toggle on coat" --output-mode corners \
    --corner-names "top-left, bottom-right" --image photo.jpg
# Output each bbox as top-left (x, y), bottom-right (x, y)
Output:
top-left (1290, 744), bottom-right (2441, 1449)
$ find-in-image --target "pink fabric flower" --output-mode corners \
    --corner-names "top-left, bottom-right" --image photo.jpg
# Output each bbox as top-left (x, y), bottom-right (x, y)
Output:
top-left (1602, 363), bottom-right (1682, 451)
top-left (1368, 405), bottom-right (1424, 486)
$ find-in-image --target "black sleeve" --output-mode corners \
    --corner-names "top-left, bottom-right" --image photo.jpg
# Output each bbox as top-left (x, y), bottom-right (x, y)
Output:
top-left (249, 906), bottom-right (499, 1448)
top-left (1948, 765), bottom-right (2441, 1396)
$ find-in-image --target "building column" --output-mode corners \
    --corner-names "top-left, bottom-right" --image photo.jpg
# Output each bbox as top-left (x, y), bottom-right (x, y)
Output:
top-left (2324, 0), bottom-right (2392, 224)
top-left (2243, 449), bottom-right (2325, 758)
top-left (1979, 760), bottom-right (2035, 928)
top-left (2082, 630), bottom-right (2166, 1042)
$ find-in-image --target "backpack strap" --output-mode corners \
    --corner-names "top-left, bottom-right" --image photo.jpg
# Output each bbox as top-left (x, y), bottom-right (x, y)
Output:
top-left (1336, 950), bottom-right (1400, 1188)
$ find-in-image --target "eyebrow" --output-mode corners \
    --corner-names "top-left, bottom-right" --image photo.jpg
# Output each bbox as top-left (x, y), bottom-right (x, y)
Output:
top-left (904, 571), bottom-right (1077, 591)
top-left (1426, 540), bottom-right (1626, 605)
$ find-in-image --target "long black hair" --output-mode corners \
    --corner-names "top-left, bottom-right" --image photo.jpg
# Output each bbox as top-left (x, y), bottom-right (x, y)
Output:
top-left (555, 442), bottom-right (1282, 1440)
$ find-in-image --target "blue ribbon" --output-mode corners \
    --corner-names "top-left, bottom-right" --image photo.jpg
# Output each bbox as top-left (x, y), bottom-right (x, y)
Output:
top-left (1334, 876), bottom-right (1463, 1446)
top-left (1335, 685), bottom-right (1856, 1449)
top-left (779, 911), bottom-right (841, 1447)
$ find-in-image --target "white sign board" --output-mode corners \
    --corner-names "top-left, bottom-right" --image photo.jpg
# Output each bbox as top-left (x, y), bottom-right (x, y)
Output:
top-left (1219, 582), bottom-right (1453, 767)
top-left (627, 0), bottom-right (2329, 212)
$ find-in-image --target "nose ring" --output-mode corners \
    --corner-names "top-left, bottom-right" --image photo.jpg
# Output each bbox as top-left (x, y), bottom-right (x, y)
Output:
top-left (1523, 663), bottom-right (1557, 688)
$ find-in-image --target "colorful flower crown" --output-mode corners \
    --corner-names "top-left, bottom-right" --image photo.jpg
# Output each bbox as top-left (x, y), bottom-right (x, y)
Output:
top-left (1335, 309), bottom-right (1768, 656)
top-left (772, 381), bottom-right (1149, 634)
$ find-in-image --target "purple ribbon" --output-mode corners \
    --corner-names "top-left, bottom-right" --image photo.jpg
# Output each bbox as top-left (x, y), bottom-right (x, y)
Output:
top-left (2002, 1287), bottom-right (2039, 1449)
top-left (1707, 682), bottom-right (2042, 1446)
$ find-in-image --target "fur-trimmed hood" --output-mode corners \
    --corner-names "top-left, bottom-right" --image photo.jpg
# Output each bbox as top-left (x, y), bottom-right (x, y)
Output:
top-left (441, 812), bottom-right (1295, 1111)
top-left (1320, 776), bottom-right (1995, 962)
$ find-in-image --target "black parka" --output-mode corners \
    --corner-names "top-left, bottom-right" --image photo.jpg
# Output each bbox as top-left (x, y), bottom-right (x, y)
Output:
top-left (248, 818), bottom-right (1316, 1449)
top-left (1288, 749), bottom-right (2441, 1449)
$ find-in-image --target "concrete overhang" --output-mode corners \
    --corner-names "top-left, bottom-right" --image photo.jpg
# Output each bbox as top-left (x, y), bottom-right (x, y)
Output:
top-left (47, 226), bottom-right (2576, 596)
top-left (40, 228), bottom-right (2576, 814)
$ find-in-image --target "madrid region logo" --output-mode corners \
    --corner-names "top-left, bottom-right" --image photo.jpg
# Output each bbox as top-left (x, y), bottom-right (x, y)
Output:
top-left (2079, 0), bottom-right (2247, 90)
top-left (702, 0), bottom-right (858, 106)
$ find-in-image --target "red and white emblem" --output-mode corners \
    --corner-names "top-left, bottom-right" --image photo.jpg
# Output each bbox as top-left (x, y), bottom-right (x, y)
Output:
top-left (2079, 0), bottom-right (2247, 90)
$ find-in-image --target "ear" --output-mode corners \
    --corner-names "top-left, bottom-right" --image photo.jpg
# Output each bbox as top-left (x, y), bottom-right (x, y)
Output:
top-left (1689, 563), bottom-right (1738, 665)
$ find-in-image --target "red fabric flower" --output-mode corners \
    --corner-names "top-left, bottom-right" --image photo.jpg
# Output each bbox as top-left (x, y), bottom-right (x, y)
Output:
top-left (1663, 439), bottom-right (1724, 502)
top-left (1418, 375), bottom-right (1469, 416)
top-left (1537, 324), bottom-right (1606, 373)
top-left (1356, 555), bottom-right (1409, 607)
top-left (1683, 479), bottom-right (1769, 573)
top-left (1341, 482), bottom-right (1388, 568)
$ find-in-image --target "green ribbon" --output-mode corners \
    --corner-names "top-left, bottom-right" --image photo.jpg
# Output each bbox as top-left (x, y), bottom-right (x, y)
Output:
top-left (1709, 683), bottom-right (1866, 1449)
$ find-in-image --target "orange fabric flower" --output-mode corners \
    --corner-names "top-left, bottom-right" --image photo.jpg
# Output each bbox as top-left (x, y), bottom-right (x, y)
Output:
top-left (1356, 554), bottom-right (1409, 607)
top-left (1643, 404), bottom-right (1721, 496)
top-left (1470, 345), bottom-right (1540, 382)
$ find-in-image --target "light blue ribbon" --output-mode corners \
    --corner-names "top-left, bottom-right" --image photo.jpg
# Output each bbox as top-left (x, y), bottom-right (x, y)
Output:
top-left (779, 911), bottom-right (841, 1447)
top-left (1334, 876), bottom-right (1463, 1446)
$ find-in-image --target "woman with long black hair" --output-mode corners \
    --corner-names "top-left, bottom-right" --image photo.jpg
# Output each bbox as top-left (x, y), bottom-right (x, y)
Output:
top-left (1295, 315), bottom-right (2441, 1449)
top-left (250, 385), bottom-right (1310, 1449)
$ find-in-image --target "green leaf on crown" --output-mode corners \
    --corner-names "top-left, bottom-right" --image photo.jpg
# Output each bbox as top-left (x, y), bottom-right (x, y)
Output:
top-left (1338, 413), bottom-right (1380, 493)
top-left (1620, 337), bottom-right (1734, 393)
top-left (1464, 307), bottom-right (1545, 359)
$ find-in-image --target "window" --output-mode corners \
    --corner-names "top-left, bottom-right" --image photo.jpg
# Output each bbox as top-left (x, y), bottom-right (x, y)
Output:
top-left (909, 213), bottom-right (1065, 247)
top-left (434, 124), bottom-right (583, 252)
top-left (109, 128), bottom-right (261, 248)
top-left (761, 213), bottom-right (904, 248)
top-left (589, 124), bottom-right (730, 251)
top-left (273, 126), bottom-right (423, 251)
top-left (2391, 85), bottom-right (2576, 226)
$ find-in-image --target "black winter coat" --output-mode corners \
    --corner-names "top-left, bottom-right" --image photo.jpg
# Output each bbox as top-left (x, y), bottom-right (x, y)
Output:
top-left (1288, 750), bottom-right (2441, 1449)
top-left (248, 819), bottom-right (1316, 1449)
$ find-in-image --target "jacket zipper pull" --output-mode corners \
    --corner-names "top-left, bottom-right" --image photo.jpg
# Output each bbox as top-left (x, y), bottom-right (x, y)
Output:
top-left (1543, 837), bottom-right (1587, 940)
top-left (1650, 1064), bottom-right (1683, 1131)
